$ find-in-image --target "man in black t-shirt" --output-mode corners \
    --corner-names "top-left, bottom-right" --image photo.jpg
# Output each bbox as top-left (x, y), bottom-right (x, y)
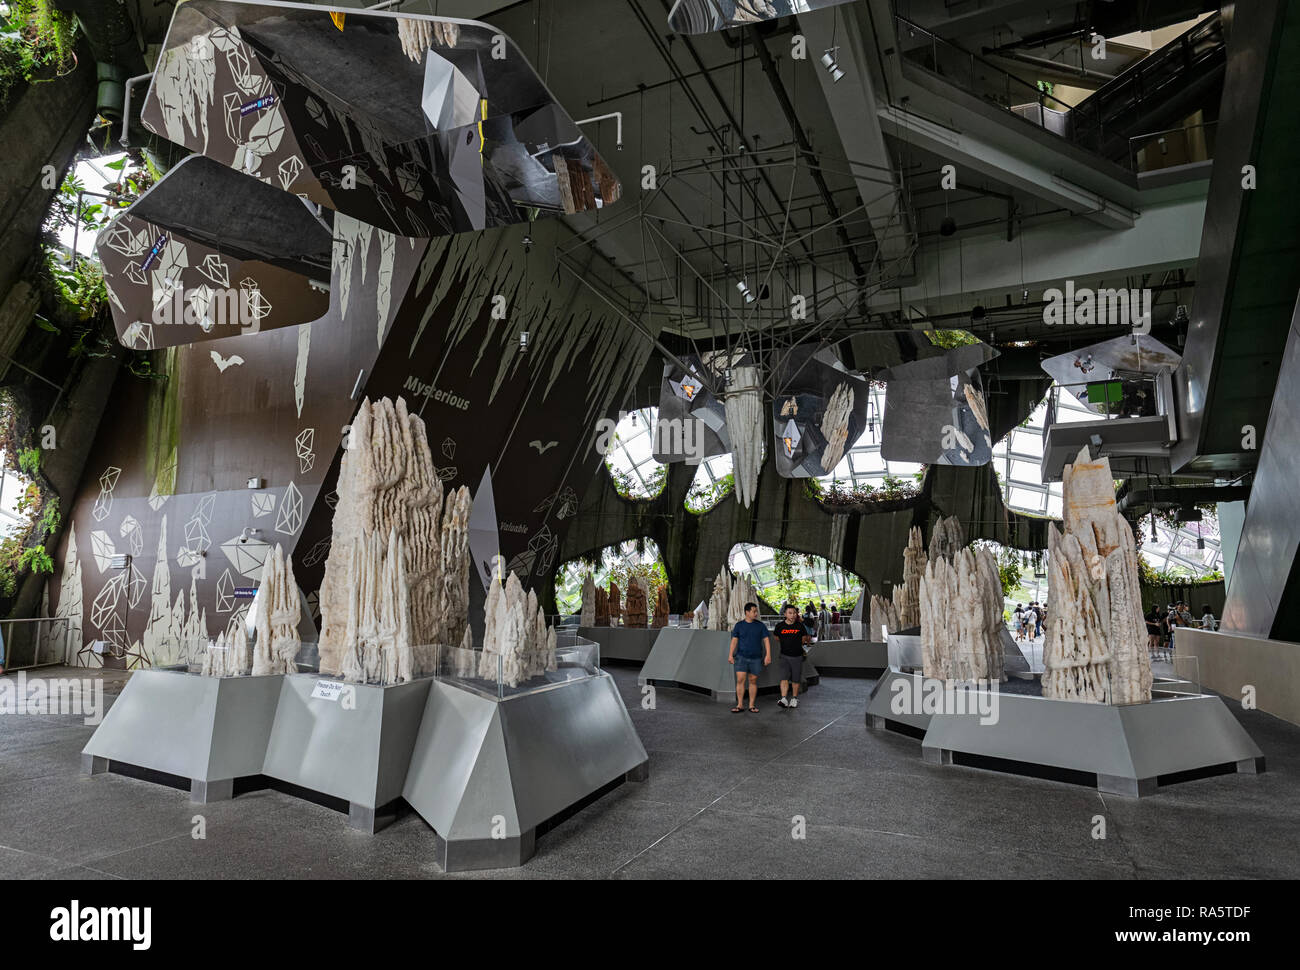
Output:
top-left (774, 605), bottom-right (811, 709)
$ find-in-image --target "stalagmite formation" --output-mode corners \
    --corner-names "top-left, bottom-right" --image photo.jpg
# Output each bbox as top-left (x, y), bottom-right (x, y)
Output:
top-left (251, 544), bottom-right (300, 676)
top-left (653, 584), bottom-right (670, 629)
top-left (339, 530), bottom-right (416, 685)
top-left (624, 577), bottom-right (648, 628)
top-left (1042, 447), bottom-right (1151, 704)
top-left (608, 581), bottom-right (622, 628)
top-left (318, 396), bottom-right (472, 677)
top-left (927, 515), bottom-right (966, 564)
top-left (919, 546), bottom-right (1005, 682)
top-left (201, 625), bottom-right (251, 678)
top-left (725, 364), bottom-right (763, 508)
top-left (869, 594), bottom-right (899, 641)
top-left (820, 382), bottom-right (855, 473)
top-left (889, 526), bottom-right (926, 631)
top-left (580, 574), bottom-right (596, 626)
top-left (707, 566), bottom-right (730, 631)
top-left (594, 586), bottom-right (609, 626)
top-left (477, 569), bottom-right (557, 688)
top-left (728, 571), bottom-right (758, 626)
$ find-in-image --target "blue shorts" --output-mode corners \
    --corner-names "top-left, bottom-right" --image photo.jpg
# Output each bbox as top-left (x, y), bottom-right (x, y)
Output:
top-left (733, 655), bottom-right (762, 676)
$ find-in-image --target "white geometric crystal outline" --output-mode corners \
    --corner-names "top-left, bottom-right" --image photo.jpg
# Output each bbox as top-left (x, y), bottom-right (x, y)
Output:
top-left (119, 514), bottom-right (144, 558)
top-left (240, 277), bottom-right (272, 320)
top-left (92, 466), bottom-right (121, 522)
top-left (274, 481), bottom-right (303, 535)
top-left (102, 224), bottom-right (149, 258)
top-left (251, 492), bottom-right (275, 517)
top-left (215, 568), bottom-right (236, 612)
top-left (278, 154), bottom-right (304, 191)
top-left (90, 530), bottom-right (117, 573)
top-left (125, 562), bottom-right (147, 610)
top-left (90, 573), bottom-right (126, 629)
top-left (295, 428), bottom-right (315, 474)
top-left (220, 535), bottom-right (271, 580)
top-left (198, 253), bottom-right (230, 286)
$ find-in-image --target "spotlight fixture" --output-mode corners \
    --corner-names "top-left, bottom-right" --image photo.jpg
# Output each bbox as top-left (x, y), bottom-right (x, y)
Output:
top-left (820, 48), bottom-right (845, 83)
top-left (736, 279), bottom-right (755, 303)
top-left (939, 215), bottom-right (957, 236)
top-left (1173, 304), bottom-right (1190, 325)
top-left (724, 367), bottom-right (734, 387)
top-left (970, 304), bottom-right (986, 323)
top-left (518, 331), bottom-right (530, 354)
top-left (630, 410), bottom-right (637, 426)
top-left (522, 234), bottom-right (533, 254)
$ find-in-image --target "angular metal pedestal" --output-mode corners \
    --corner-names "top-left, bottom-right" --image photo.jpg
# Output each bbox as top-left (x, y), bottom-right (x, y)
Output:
top-left (810, 639), bottom-right (887, 676)
top-left (921, 692), bottom-right (1265, 796)
top-left (403, 671), bottom-right (648, 872)
top-left (578, 626), bottom-right (659, 664)
top-left (638, 628), bottom-right (818, 702)
top-left (865, 669), bottom-right (932, 734)
top-left (262, 674), bottom-right (432, 832)
top-left (80, 669), bottom-right (283, 802)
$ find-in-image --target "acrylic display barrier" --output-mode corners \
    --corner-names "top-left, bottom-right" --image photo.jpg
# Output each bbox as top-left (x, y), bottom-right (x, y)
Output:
top-left (149, 635), bottom-right (319, 675)
top-left (435, 629), bottom-right (600, 700)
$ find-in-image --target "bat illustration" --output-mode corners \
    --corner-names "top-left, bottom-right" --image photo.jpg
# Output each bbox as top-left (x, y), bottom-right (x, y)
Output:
top-left (529, 440), bottom-right (558, 455)
top-left (210, 351), bottom-right (245, 372)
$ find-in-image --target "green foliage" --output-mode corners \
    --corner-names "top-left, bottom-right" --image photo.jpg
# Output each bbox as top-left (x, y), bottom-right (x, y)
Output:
top-left (18, 545), bottom-right (54, 574)
top-left (686, 471), bottom-right (734, 513)
top-left (971, 541), bottom-right (1024, 599)
top-left (925, 330), bottom-right (980, 349)
top-left (0, 566), bottom-right (15, 599)
top-left (38, 495), bottom-right (60, 536)
top-left (0, 0), bottom-right (78, 106)
top-left (16, 446), bottom-right (40, 477)
top-left (810, 473), bottom-right (920, 508)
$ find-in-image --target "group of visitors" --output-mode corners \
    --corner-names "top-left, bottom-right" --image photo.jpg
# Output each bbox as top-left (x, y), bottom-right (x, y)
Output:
top-left (1146, 602), bottom-right (1216, 660)
top-left (797, 600), bottom-right (845, 640)
top-left (1012, 602), bottom-right (1046, 641)
top-left (728, 603), bottom-right (813, 713)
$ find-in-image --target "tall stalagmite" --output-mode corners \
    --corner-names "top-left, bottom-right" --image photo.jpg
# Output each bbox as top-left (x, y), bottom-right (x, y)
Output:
top-left (892, 526), bottom-right (926, 630)
top-left (608, 581), bottom-right (622, 628)
top-left (707, 566), bottom-right (731, 631)
top-left (594, 586), bottom-right (609, 626)
top-left (624, 577), bottom-right (648, 628)
top-left (919, 546), bottom-right (1005, 682)
top-left (653, 584), bottom-right (670, 628)
top-left (318, 396), bottom-right (472, 677)
top-left (478, 569), bottom-right (557, 688)
top-left (1042, 447), bottom-right (1151, 704)
top-left (728, 572), bottom-right (758, 626)
top-left (580, 574), bottom-right (596, 626)
top-left (251, 544), bottom-right (300, 676)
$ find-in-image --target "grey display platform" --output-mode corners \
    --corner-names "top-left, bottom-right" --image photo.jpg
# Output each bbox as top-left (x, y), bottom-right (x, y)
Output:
top-left (578, 626), bottom-right (659, 664)
top-left (809, 638), bottom-right (887, 676)
top-left (403, 671), bottom-right (648, 871)
top-left (865, 669), bottom-right (932, 734)
top-left (921, 692), bottom-right (1266, 796)
top-left (81, 669), bottom-right (283, 803)
top-left (638, 628), bottom-right (819, 702)
top-left (261, 674), bottom-right (432, 832)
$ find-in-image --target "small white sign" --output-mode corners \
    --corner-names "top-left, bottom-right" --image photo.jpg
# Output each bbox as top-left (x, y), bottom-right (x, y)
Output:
top-left (311, 680), bottom-right (346, 702)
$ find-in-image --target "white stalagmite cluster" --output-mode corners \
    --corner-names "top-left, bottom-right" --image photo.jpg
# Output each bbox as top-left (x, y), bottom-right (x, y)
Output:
top-left (478, 570), bottom-right (557, 688)
top-left (397, 18), bottom-right (459, 61)
top-left (200, 626), bottom-right (251, 678)
top-left (894, 526), bottom-right (926, 630)
top-left (869, 595), bottom-right (899, 641)
top-left (707, 566), bottom-right (731, 631)
top-left (580, 574), bottom-right (596, 626)
top-left (728, 571), bottom-right (758, 626)
top-left (1042, 447), bottom-right (1151, 704)
top-left (251, 544), bottom-right (301, 676)
top-left (919, 546), bottom-right (1005, 682)
top-left (725, 365), bottom-right (763, 508)
top-left (318, 397), bottom-right (473, 683)
top-left (819, 382), bottom-right (855, 473)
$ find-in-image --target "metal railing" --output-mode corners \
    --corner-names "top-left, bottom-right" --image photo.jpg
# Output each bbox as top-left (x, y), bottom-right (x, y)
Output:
top-left (0, 617), bottom-right (75, 671)
top-left (1128, 121), bottom-right (1217, 174)
top-left (896, 13), bottom-right (1225, 169)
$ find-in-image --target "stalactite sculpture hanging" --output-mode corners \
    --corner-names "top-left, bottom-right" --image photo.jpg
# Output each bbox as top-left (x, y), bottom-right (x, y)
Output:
top-left (725, 365), bottom-right (764, 508)
top-left (819, 382), bottom-right (855, 473)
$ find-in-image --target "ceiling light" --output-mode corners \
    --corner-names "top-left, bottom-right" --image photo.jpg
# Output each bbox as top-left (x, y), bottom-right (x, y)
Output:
top-left (821, 48), bottom-right (845, 83)
top-left (939, 215), bottom-right (957, 236)
top-left (736, 279), bottom-right (755, 303)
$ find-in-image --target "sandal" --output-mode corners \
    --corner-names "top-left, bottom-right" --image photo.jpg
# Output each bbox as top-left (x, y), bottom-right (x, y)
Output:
top-left (731, 706), bottom-right (744, 713)
top-left (748, 706), bottom-right (759, 713)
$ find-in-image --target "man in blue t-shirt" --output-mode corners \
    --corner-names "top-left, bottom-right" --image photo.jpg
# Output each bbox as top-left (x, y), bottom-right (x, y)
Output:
top-left (728, 602), bottom-right (771, 713)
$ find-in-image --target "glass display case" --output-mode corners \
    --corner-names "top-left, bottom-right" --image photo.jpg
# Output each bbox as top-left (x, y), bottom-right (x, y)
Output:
top-left (434, 630), bottom-right (601, 700)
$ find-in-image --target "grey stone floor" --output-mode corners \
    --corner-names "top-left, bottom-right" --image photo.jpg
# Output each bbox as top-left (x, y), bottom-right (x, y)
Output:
top-left (1, 666), bottom-right (1297, 879)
